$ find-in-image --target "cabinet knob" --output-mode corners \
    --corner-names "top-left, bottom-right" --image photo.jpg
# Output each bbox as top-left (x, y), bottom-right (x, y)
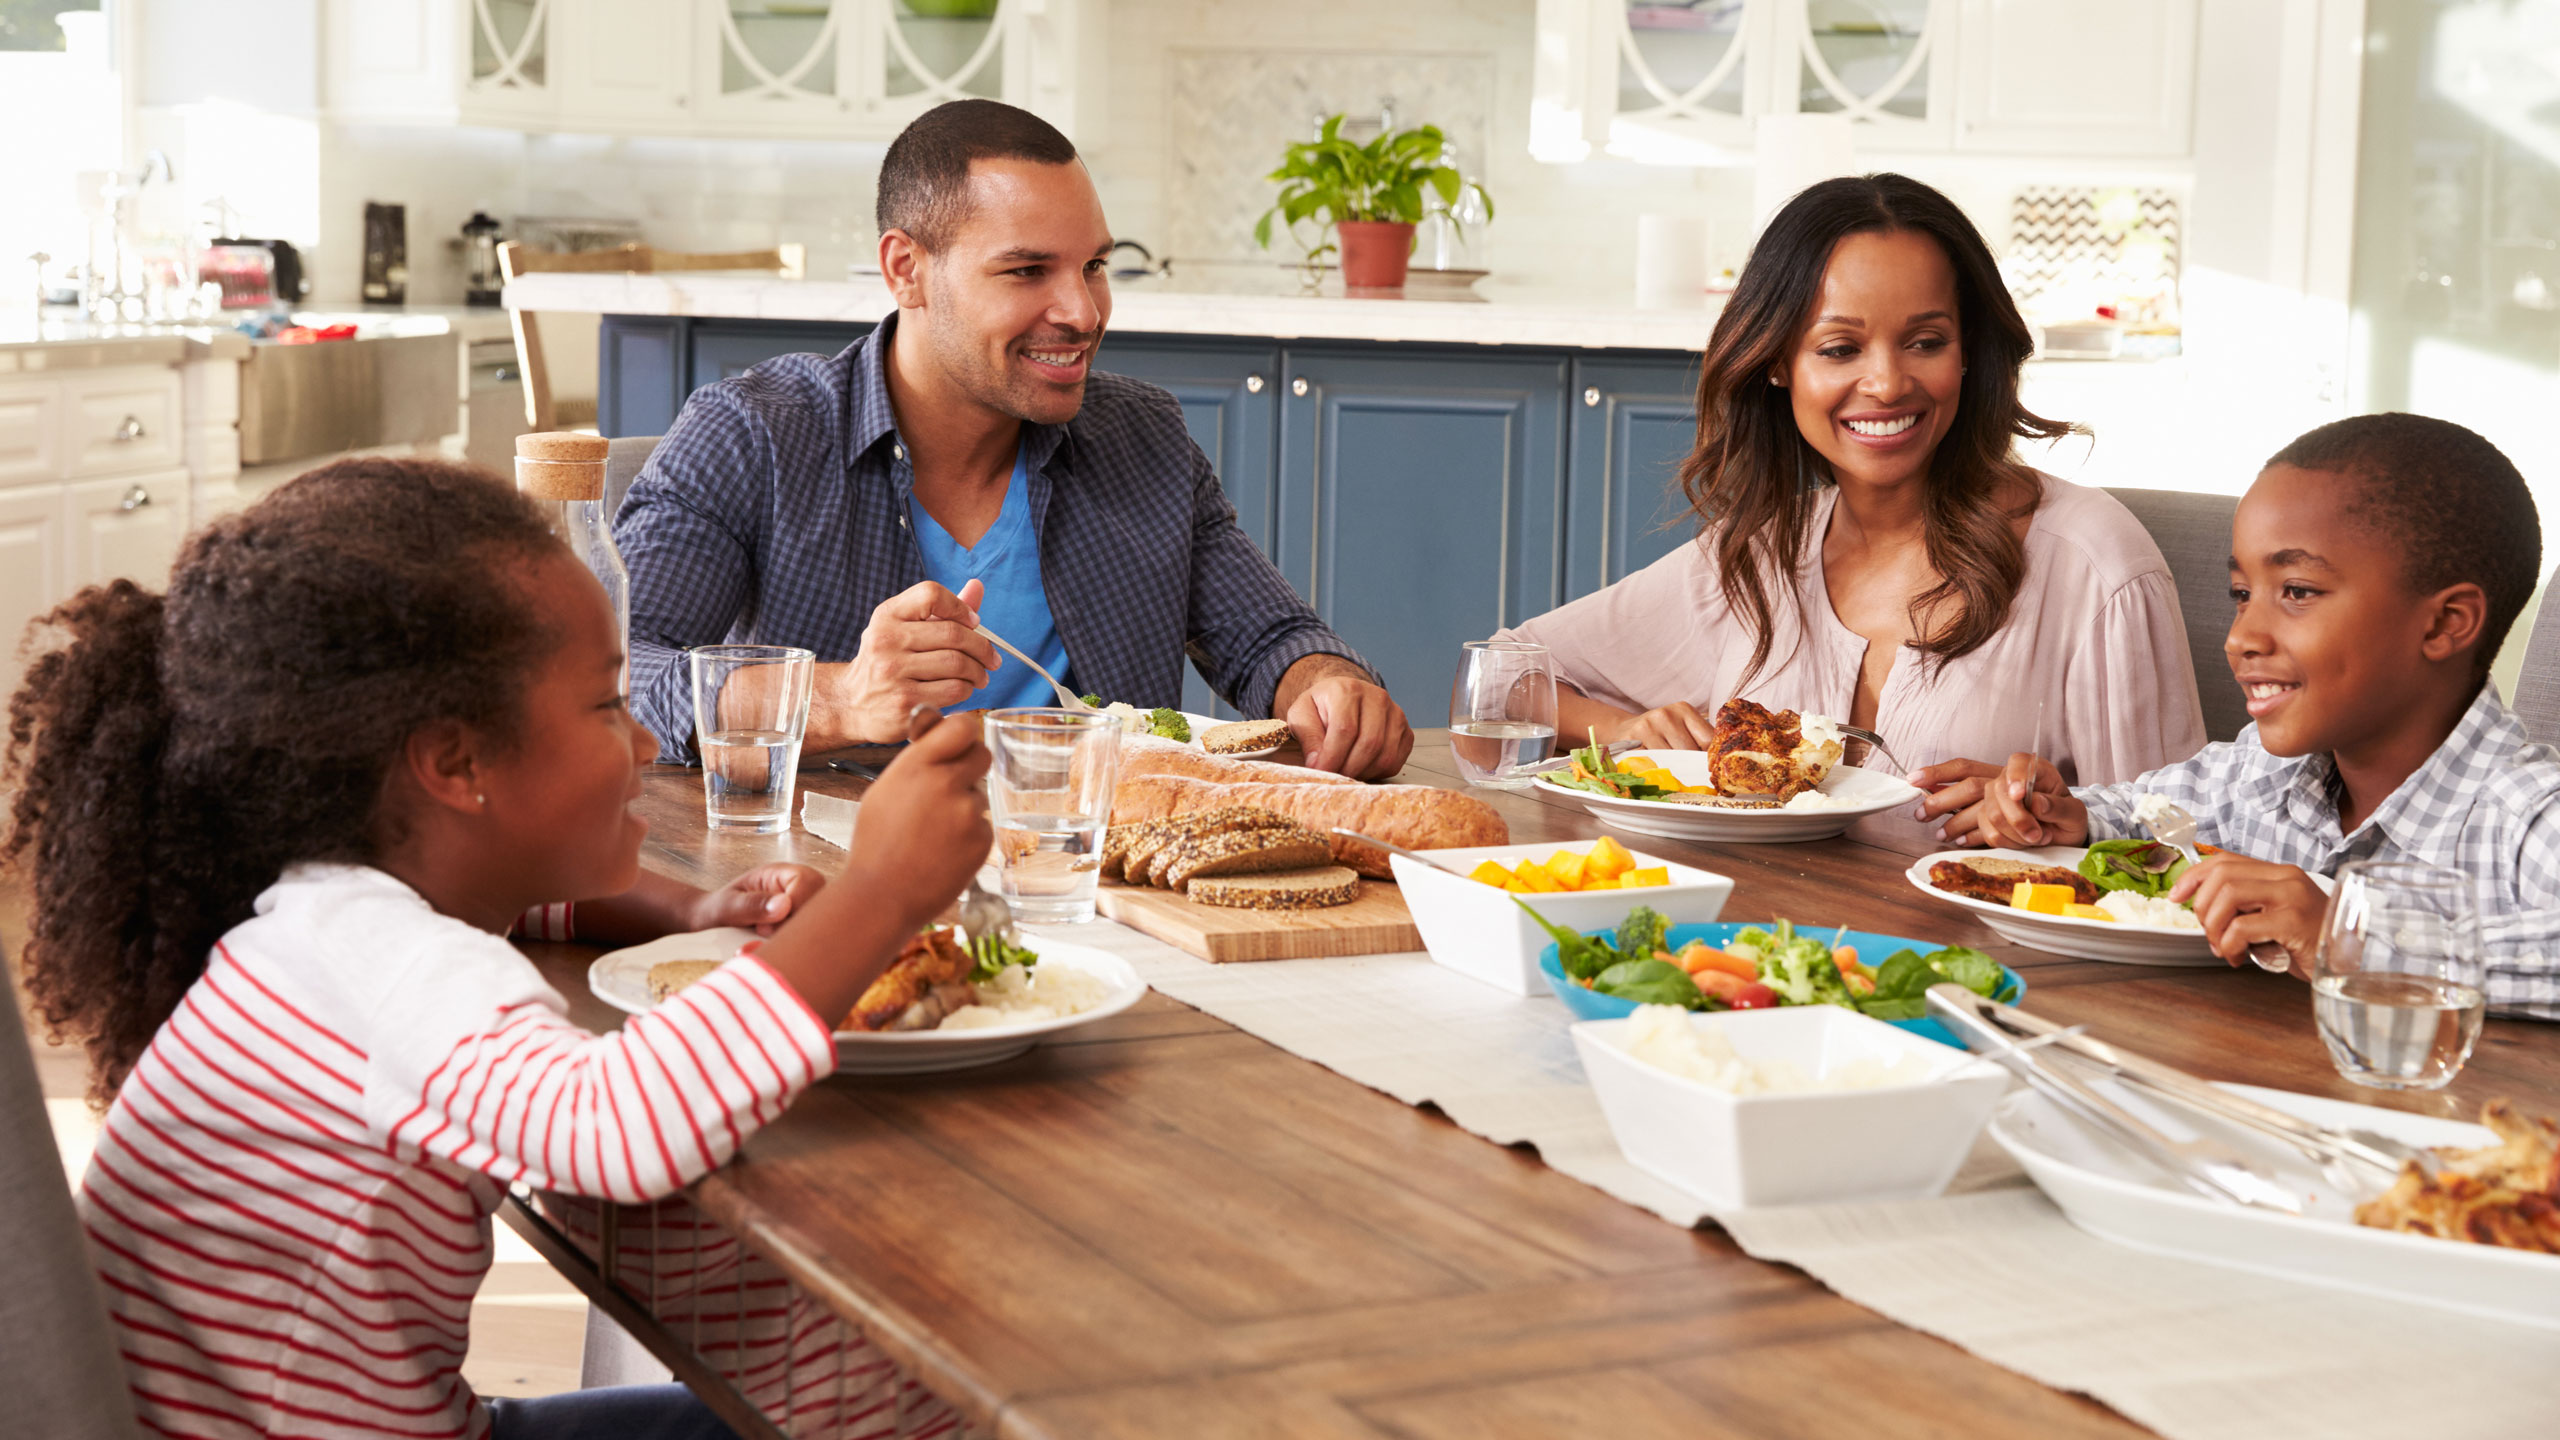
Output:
top-left (119, 484), bottom-right (151, 512)
top-left (1290, 376), bottom-right (1309, 397)
top-left (1245, 374), bottom-right (1265, 394)
top-left (1583, 387), bottom-right (1601, 408)
top-left (114, 414), bottom-right (147, 442)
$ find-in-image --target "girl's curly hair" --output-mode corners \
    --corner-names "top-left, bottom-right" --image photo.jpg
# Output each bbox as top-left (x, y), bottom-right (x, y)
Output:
top-left (4, 456), bottom-right (564, 1103)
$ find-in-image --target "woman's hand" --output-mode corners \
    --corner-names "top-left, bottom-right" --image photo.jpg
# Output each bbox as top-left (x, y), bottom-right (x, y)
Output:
top-left (1911, 753), bottom-right (2087, 848)
top-left (686, 863), bottom-right (826, 937)
top-left (1612, 702), bottom-right (1721, 751)
top-left (2169, 856), bottom-right (2329, 975)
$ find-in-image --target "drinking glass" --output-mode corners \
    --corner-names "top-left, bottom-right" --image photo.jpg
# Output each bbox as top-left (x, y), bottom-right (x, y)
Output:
top-left (688, 645), bottom-right (815, 834)
top-left (1448, 640), bottom-right (1557, 788)
top-left (985, 707), bottom-right (1124, 923)
top-left (2310, 859), bottom-right (2485, 1091)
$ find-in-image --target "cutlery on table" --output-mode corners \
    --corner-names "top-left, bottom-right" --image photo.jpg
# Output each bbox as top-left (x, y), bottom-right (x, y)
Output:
top-left (1836, 723), bottom-right (1906, 776)
top-left (2140, 799), bottom-right (2291, 974)
top-left (1927, 987), bottom-right (2305, 1213)
top-left (973, 624), bottom-right (1095, 713)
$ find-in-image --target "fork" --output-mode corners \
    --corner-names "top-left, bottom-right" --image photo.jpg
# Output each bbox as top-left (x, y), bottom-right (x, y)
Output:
top-left (1836, 723), bottom-right (1905, 775)
top-left (973, 624), bottom-right (1095, 713)
top-left (2140, 800), bottom-right (2292, 973)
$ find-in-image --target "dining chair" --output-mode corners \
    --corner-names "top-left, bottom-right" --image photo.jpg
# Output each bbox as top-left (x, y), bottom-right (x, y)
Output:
top-left (499, 242), bottom-right (807, 433)
top-left (604, 434), bottom-right (663, 521)
top-left (2511, 567), bottom-right (2560, 745)
top-left (2104, 487), bottom-right (2248, 743)
top-left (0, 962), bottom-right (145, 1440)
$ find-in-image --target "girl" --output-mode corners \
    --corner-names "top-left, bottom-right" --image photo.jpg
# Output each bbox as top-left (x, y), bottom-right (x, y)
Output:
top-left (1494, 174), bottom-right (2206, 852)
top-left (4, 457), bottom-right (992, 1439)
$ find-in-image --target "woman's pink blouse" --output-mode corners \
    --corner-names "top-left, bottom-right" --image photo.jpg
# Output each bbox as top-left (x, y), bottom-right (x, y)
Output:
top-left (1496, 474), bottom-right (2209, 854)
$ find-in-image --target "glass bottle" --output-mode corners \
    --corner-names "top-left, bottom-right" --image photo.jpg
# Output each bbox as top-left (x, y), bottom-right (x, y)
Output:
top-left (514, 432), bottom-right (630, 689)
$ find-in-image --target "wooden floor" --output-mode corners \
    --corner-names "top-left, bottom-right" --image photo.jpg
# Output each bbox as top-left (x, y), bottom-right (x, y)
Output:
top-left (3, 878), bottom-right (591, 1401)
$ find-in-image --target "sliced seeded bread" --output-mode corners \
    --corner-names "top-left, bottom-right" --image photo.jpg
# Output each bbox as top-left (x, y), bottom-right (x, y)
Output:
top-left (1187, 865), bottom-right (1361, 910)
top-left (1156, 826), bottom-right (1332, 891)
top-left (1122, 807), bottom-right (1296, 887)
top-left (1200, 718), bottom-right (1293, 755)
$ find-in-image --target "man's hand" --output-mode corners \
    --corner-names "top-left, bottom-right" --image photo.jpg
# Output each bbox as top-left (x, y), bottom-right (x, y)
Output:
top-left (2169, 856), bottom-right (2329, 974)
top-left (686, 863), bottom-right (826, 937)
top-left (815, 579), bottom-right (999, 745)
top-left (1276, 654), bottom-right (1412, 780)
top-left (1912, 753), bottom-right (2088, 849)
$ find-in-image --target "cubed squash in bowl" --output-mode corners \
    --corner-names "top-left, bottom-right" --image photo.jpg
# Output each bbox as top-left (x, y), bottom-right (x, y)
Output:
top-left (1393, 842), bottom-right (1735, 996)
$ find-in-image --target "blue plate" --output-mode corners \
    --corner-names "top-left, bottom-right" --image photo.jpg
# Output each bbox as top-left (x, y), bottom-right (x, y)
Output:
top-left (1537, 922), bottom-right (2025, 1049)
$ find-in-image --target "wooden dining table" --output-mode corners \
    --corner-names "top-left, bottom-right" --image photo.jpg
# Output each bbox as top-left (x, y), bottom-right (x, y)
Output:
top-left (512, 731), bottom-right (2560, 1440)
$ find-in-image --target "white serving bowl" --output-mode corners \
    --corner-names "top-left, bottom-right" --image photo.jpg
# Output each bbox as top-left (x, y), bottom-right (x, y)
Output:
top-left (1391, 841), bottom-right (1734, 996)
top-left (1569, 1007), bottom-right (2008, 1209)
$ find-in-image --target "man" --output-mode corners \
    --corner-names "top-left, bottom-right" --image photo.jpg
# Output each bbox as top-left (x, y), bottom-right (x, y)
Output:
top-left (617, 99), bottom-right (1413, 778)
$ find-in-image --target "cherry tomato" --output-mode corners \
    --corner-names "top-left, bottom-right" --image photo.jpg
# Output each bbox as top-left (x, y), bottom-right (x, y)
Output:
top-left (1728, 983), bottom-right (1780, 1010)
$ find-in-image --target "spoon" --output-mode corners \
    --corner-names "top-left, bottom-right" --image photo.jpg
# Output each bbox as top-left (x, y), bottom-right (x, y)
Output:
top-left (973, 624), bottom-right (1095, 713)
top-left (2140, 799), bottom-right (2291, 973)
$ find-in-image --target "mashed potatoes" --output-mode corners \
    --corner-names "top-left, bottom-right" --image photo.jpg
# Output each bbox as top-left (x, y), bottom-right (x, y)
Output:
top-left (937, 961), bottom-right (1114, 1031)
top-left (2096, 890), bottom-right (2203, 930)
top-left (1620, 1005), bottom-right (1932, 1095)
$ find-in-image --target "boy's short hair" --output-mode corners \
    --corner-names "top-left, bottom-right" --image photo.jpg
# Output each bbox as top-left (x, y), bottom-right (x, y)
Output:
top-left (875, 99), bottom-right (1078, 253)
top-left (2265, 413), bottom-right (2543, 674)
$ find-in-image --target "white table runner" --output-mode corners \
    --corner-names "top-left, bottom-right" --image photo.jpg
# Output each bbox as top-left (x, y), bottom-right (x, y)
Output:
top-left (1024, 917), bottom-right (2560, 1440)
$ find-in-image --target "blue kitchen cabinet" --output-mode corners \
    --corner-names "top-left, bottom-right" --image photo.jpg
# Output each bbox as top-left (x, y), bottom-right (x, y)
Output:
top-left (597, 317), bottom-right (687, 439)
top-left (1276, 347), bottom-right (1569, 719)
top-left (1566, 356), bottom-right (1702, 598)
top-left (1095, 336), bottom-right (1282, 718)
top-left (690, 321), bottom-right (872, 393)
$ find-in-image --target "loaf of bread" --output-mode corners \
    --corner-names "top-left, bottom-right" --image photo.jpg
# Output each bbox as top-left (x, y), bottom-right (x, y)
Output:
top-left (1114, 806), bottom-right (1299, 884)
top-left (1110, 776), bottom-right (1506, 878)
top-left (1115, 734), bottom-right (1353, 788)
top-left (1157, 826), bottom-right (1332, 890)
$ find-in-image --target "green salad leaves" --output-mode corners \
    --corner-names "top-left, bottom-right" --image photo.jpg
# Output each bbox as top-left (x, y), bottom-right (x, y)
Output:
top-left (2078, 838), bottom-right (2190, 898)
top-left (966, 932), bottom-right (1040, 984)
top-left (1546, 727), bottom-right (1673, 801)
top-left (1525, 903), bottom-right (2010, 1019)
top-left (1079, 696), bottom-right (1193, 742)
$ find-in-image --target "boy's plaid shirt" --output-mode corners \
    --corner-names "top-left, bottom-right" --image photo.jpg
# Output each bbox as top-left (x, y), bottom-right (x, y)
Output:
top-left (2077, 683), bottom-right (2560, 1020)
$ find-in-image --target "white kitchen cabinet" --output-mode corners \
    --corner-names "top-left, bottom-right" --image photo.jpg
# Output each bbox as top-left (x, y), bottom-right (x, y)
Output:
top-left (67, 469), bottom-right (193, 593)
top-left (1533, 0), bottom-right (2191, 164)
top-left (327, 0), bottom-right (1104, 142)
top-left (1954, 0), bottom-right (2197, 156)
top-left (0, 483), bottom-right (66, 702)
top-left (0, 385), bottom-right (60, 487)
top-left (63, 370), bottom-right (184, 480)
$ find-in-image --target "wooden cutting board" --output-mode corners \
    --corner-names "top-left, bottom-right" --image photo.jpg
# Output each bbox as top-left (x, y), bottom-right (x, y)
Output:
top-left (1093, 878), bottom-right (1421, 963)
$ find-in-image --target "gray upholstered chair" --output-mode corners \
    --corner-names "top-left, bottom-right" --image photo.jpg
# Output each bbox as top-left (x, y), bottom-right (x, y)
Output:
top-left (605, 434), bottom-right (663, 522)
top-left (2511, 568), bottom-right (2560, 745)
top-left (2106, 487), bottom-right (2248, 743)
top-left (0, 966), bottom-right (144, 1440)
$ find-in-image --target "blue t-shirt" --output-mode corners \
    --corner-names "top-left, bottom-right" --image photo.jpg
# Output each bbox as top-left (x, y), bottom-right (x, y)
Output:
top-left (910, 441), bottom-right (1073, 713)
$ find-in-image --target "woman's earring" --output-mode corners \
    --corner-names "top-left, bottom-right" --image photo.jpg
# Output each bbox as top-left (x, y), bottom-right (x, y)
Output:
top-left (475, 794), bottom-right (488, 808)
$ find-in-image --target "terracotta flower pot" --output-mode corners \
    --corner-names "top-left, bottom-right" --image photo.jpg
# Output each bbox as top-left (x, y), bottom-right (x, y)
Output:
top-left (1336, 221), bottom-right (1416, 290)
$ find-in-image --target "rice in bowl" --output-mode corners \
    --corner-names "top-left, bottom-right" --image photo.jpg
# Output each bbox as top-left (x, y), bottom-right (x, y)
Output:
top-left (938, 961), bottom-right (1115, 1030)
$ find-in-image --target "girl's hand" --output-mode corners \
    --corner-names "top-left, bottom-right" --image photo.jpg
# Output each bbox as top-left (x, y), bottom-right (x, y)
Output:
top-left (2169, 856), bottom-right (2329, 975)
top-left (1912, 754), bottom-right (2086, 848)
top-left (688, 863), bottom-right (826, 936)
top-left (851, 709), bottom-right (993, 934)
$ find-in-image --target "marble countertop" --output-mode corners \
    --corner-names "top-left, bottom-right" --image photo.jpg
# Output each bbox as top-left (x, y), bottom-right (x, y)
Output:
top-left (0, 304), bottom-right (511, 377)
top-left (504, 261), bottom-right (1729, 352)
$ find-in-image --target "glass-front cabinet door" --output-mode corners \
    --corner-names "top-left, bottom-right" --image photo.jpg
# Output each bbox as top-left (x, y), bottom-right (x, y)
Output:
top-left (463, 0), bottom-right (553, 119)
top-left (702, 0), bottom-right (1021, 132)
top-left (1611, 1), bottom-right (1769, 155)
top-left (1774, 0), bottom-right (1951, 147)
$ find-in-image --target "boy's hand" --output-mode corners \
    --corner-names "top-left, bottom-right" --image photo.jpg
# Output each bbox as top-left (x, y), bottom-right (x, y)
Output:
top-left (2169, 856), bottom-right (2329, 975)
top-left (687, 863), bottom-right (825, 937)
top-left (850, 708), bottom-right (993, 933)
top-left (1910, 754), bottom-right (2089, 849)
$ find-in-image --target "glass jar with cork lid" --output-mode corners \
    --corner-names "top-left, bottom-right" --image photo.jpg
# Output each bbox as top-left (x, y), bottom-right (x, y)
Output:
top-left (514, 432), bottom-right (630, 688)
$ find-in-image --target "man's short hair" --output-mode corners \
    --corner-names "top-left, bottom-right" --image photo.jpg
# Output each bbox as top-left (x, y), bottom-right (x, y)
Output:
top-left (876, 99), bottom-right (1078, 252)
top-left (2265, 412), bottom-right (2544, 673)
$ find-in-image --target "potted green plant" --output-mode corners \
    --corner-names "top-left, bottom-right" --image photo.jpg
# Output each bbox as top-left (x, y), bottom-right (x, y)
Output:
top-left (1254, 116), bottom-right (1495, 290)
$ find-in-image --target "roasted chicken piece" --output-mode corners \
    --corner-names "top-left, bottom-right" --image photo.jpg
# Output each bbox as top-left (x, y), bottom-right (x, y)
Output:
top-left (1928, 858), bottom-right (2100, 907)
top-left (2357, 1101), bottom-right (2560, 1253)
top-left (840, 927), bottom-right (977, 1033)
top-left (1707, 699), bottom-right (1842, 800)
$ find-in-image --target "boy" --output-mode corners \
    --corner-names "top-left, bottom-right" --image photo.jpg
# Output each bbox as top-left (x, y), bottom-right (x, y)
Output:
top-left (1913, 413), bottom-right (2560, 1019)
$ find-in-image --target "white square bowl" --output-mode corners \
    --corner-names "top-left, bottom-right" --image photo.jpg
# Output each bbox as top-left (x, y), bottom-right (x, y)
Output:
top-left (1569, 1007), bottom-right (2009, 1210)
top-left (1391, 841), bottom-right (1734, 996)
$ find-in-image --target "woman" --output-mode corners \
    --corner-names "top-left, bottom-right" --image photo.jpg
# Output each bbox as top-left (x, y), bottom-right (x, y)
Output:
top-left (1500, 174), bottom-right (2204, 852)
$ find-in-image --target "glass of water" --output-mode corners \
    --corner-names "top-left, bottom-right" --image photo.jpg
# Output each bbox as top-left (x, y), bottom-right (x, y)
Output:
top-left (2311, 859), bottom-right (2485, 1091)
top-left (688, 645), bottom-right (815, 834)
top-left (986, 707), bottom-right (1124, 923)
top-left (1448, 640), bottom-right (1558, 788)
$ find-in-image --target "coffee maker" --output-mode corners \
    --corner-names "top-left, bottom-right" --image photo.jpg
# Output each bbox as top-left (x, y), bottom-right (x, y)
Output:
top-left (461, 211), bottom-right (505, 307)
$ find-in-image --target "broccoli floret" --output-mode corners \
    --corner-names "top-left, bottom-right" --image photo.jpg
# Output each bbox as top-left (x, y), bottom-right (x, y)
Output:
top-left (1080, 693), bottom-right (1105, 708)
top-left (1614, 906), bottom-right (1671, 965)
top-left (1148, 707), bottom-right (1192, 742)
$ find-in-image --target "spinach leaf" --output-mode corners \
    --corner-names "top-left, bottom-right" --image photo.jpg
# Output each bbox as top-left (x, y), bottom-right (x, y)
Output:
top-left (1871, 947), bottom-right (1938, 1001)
top-left (1925, 946), bottom-right (2006, 997)
top-left (1516, 899), bottom-right (1616, 982)
top-left (1592, 959), bottom-right (1705, 1009)
top-left (1857, 995), bottom-right (1932, 1022)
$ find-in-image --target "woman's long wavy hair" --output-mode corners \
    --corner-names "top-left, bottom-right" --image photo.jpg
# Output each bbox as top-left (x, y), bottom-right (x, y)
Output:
top-left (4, 458), bottom-right (562, 1104)
top-left (1678, 173), bottom-right (2076, 687)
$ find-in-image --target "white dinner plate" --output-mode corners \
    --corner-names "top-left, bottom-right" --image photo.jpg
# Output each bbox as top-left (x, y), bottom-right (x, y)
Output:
top-left (1993, 1079), bottom-right (2560, 1329)
top-left (587, 929), bottom-right (1148, 1075)
top-left (1905, 846), bottom-right (2334, 966)
top-left (1533, 752), bottom-right (1921, 843)
top-left (1176, 710), bottom-right (1284, 760)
